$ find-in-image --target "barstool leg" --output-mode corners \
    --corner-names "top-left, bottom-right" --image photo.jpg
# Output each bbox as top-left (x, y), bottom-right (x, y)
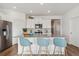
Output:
top-left (46, 47), bottom-right (49, 55)
top-left (58, 47), bottom-right (60, 56)
top-left (53, 46), bottom-right (56, 55)
top-left (38, 46), bottom-right (41, 55)
top-left (58, 47), bottom-right (62, 56)
top-left (65, 48), bottom-right (67, 56)
top-left (60, 48), bottom-right (62, 56)
top-left (21, 46), bottom-right (24, 56)
top-left (29, 46), bottom-right (32, 56)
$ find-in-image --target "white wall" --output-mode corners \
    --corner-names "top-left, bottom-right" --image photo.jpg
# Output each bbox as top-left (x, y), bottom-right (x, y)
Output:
top-left (62, 6), bottom-right (79, 47)
top-left (0, 9), bottom-right (26, 45)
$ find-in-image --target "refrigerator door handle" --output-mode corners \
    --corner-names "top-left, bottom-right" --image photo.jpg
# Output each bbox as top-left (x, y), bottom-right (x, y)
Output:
top-left (6, 25), bottom-right (9, 40)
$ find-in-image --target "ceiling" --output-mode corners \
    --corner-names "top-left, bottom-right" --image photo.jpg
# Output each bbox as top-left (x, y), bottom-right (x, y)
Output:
top-left (0, 3), bottom-right (79, 16)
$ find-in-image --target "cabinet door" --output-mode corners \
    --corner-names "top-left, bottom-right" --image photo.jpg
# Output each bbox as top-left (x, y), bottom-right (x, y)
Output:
top-left (0, 21), bottom-right (3, 27)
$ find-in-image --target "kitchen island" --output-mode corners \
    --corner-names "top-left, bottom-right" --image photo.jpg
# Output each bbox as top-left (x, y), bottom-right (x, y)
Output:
top-left (18, 37), bottom-right (65, 55)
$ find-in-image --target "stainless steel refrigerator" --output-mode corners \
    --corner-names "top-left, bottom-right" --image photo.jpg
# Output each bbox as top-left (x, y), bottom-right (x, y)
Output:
top-left (0, 20), bottom-right (12, 52)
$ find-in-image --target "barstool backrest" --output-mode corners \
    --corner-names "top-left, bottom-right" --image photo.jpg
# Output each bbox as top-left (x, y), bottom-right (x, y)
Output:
top-left (19, 36), bottom-right (32, 46)
top-left (37, 38), bottom-right (49, 47)
top-left (53, 37), bottom-right (67, 47)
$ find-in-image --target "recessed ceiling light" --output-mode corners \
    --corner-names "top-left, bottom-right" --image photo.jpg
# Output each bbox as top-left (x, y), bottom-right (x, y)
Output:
top-left (48, 10), bottom-right (51, 13)
top-left (13, 6), bottom-right (16, 9)
top-left (40, 3), bottom-right (44, 5)
top-left (30, 10), bottom-right (32, 13)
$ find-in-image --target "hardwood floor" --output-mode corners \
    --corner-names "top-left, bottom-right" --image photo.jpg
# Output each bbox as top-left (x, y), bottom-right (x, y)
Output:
top-left (65, 44), bottom-right (79, 56)
top-left (0, 44), bottom-right (18, 56)
top-left (0, 44), bottom-right (79, 56)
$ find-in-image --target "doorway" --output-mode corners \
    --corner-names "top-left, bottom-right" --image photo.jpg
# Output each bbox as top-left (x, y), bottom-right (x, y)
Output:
top-left (51, 19), bottom-right (61, 37)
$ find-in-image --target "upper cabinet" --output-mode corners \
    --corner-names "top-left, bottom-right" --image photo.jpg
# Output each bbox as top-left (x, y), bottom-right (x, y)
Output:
top-left (0, 13), bottom-right (7, 20)
top-left (26, 17), bottom-right (51, 28)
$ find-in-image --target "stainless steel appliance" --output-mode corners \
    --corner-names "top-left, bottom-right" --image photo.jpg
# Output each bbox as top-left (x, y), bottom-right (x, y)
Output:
top-left (0, 20), bottom-right (12, 52)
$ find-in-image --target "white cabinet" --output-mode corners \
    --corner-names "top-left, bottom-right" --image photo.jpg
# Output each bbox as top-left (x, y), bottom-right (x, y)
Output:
top-left (26, 19), bottom-right (51, 28)
top-left (26, 18), bottom-right (51, 36)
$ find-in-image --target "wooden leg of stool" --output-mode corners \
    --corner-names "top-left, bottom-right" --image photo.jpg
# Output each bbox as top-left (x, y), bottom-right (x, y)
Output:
top-left (29, 46), bottom-right (32, 56)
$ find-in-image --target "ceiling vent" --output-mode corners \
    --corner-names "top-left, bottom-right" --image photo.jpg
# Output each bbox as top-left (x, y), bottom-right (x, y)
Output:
top-left (28, 16), bottom-right (34, 19)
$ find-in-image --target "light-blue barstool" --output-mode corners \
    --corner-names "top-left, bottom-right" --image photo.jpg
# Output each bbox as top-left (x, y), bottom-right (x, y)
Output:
top-left (37, 38), bottom-right (49, 55)
top-left (19, 36), bottom-right (32, 56)
top-left (53, 37), bottom-right (67, 55)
